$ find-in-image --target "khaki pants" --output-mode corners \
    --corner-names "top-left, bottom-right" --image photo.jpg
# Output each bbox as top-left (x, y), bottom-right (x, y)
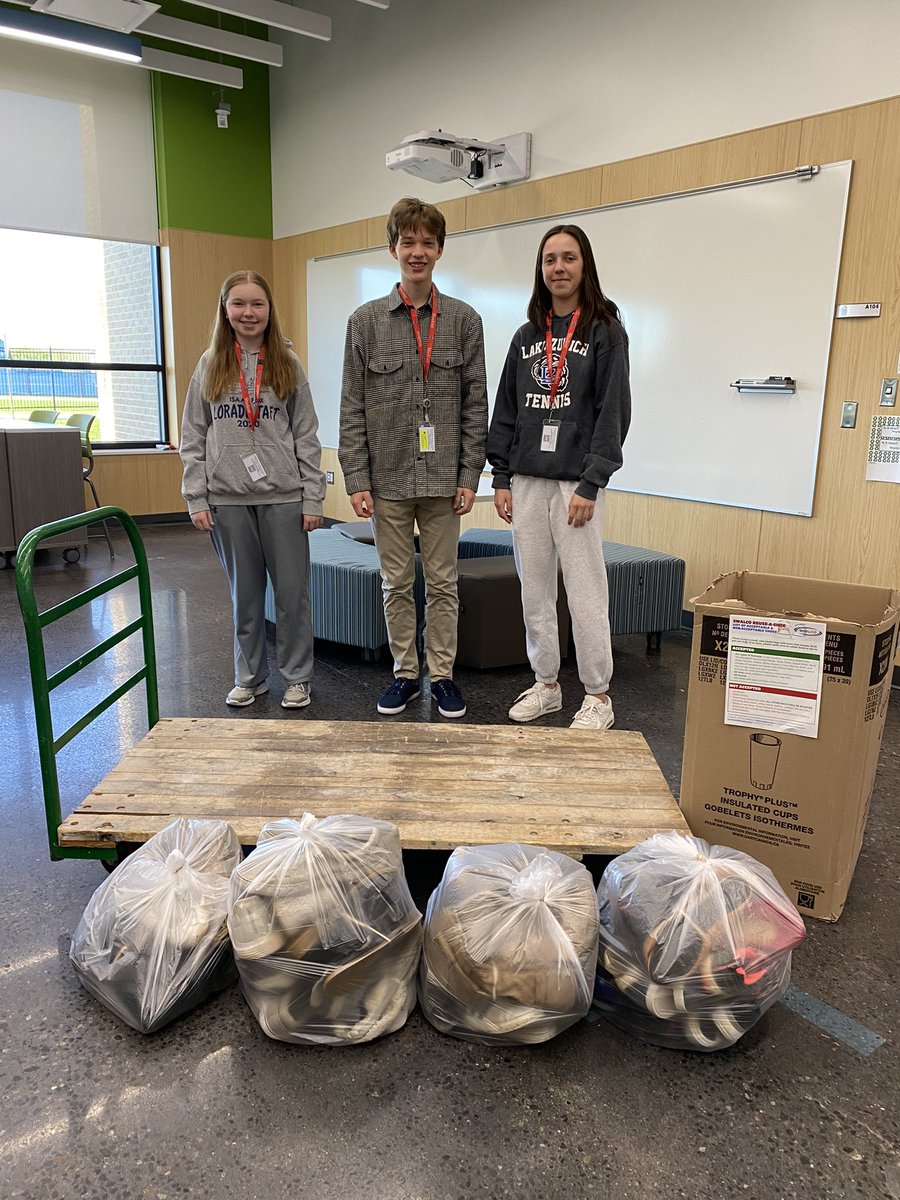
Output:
top-left (372, 496), bottom-right (460, 680)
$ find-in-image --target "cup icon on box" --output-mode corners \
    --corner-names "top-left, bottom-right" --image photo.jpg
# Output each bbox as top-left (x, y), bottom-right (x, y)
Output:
top-left (749, 733), bottom-right (782, 791)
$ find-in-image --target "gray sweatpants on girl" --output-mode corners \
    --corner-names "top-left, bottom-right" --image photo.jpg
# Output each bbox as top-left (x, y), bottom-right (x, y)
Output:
top-left (511, 476), bottom-right (613, 695)
top-left (210, 502), bottom-right (313, 688)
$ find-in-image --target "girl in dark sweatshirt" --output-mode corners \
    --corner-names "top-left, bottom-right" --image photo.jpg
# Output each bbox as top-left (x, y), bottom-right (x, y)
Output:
top-left (487, 225), bottom-right (631, 729)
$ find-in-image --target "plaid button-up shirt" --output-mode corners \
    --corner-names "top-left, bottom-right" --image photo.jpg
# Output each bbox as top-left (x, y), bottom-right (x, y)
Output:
top-left (339, 284), bottom-right (488, 500)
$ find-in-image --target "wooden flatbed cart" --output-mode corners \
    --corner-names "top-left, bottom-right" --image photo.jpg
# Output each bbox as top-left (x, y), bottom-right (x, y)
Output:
top-left (17, 508), bottom-right (690, 867)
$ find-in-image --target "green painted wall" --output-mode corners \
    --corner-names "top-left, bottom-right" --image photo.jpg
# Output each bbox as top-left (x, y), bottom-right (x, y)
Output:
top-left (149, 3), bottom-right (272, 238)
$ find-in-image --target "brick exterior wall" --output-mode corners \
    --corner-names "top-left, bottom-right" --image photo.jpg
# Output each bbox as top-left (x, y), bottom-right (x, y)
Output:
top-left (101, 244), bottom-right (163, 442)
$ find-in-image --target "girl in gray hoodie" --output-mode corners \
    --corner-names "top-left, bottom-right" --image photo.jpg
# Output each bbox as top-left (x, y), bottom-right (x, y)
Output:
top-left (180, 270), bottom-right (325, 709)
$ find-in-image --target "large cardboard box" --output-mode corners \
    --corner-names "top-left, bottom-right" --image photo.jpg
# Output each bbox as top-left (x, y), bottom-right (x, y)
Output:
top-left (680, 572), bottom-right (899, 922)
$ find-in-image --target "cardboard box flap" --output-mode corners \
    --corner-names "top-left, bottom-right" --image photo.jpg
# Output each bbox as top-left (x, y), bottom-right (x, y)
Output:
top-left (692, 571), bottom-right (899, 628)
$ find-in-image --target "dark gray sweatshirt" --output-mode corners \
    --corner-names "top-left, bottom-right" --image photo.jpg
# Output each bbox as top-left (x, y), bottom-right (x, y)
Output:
top-left (487, 313), bottom-right (631, 500)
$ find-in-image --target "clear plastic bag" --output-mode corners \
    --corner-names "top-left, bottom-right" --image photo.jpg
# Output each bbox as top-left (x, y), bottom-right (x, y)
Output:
top-left (419, 844), bottom-right (599, 1045)
top-left (228, 813), bottom-right (421, 1045)
top-left (70, 818), bottom-right (242, 1034)
top-left (594, 830), bottom-right (805, 1051)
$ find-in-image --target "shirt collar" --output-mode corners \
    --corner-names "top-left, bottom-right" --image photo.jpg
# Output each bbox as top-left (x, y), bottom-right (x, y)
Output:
top-left (389, 283), bottom-right (439, 312)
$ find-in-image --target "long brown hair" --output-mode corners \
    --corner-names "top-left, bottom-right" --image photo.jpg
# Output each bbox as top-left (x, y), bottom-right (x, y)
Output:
top-left (201, 270), bottom-right (298, 403)
top-left (526, 224), bottom-right (622, 338)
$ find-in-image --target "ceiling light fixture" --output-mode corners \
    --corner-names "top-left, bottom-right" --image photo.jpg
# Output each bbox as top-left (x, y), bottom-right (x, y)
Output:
top-left (0, 5), bottom-right (141, 61)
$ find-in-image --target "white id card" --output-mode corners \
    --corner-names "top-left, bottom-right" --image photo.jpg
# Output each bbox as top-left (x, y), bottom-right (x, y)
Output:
top-left (418, 423), bottom-right (436, 452)
top-left (242, 452), bottom-right (267, 481)
top-left (540, 421), bottom-right (559, 452)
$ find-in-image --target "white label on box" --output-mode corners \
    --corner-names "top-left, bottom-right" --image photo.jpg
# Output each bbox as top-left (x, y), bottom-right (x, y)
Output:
top-left (724, 616), bottom-right (826, 738)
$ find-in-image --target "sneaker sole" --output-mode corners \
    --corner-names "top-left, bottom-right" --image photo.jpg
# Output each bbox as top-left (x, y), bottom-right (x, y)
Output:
top-left (377, 690), bottom-right (420, 715)
top-left (281, 696), bottom-right (311, 709)
top-left (509, 701), bottom-right (563, 723)
top-left (226, 687), bottom-right (268, 707)
top-left (437, 705), bottom-right (467, 719)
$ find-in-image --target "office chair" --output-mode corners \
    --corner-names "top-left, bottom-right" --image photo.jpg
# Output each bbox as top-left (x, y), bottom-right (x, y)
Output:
top-left (64, 413), bottom-right (115, 559)
top-left (27, 409), bottom-right (59, 423)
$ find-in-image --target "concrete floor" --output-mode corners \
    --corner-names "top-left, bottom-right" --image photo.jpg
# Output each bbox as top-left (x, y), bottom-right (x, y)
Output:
top-left (0, 521), bottom-right (897, 1200)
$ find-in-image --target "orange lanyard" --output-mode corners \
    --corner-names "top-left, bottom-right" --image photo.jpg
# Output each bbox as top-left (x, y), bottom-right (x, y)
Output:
top-left (398, 284), bottom-right (438, 384)
top-left (234, 341), bottom-right (265, 428)
top-left (545, 307), bottom-right (581, 411)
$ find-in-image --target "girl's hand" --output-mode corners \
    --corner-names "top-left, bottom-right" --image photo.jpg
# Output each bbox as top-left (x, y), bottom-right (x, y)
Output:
top-left (567, 495), bottom-right (595, 527)
top-left (303, 514), bottom-right (324, 533)
top-left (191, 510), bottom-right (214, 532)
top-left (494, 489), bottom-right (513, 524)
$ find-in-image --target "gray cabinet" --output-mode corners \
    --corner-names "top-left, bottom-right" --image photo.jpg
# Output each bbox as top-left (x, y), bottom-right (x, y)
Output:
top-left (0, 421), bottom-right (85, 555)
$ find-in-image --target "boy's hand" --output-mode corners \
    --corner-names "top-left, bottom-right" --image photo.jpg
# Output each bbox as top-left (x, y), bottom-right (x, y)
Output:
top-left (453, 487), bottom-right (476, 516)
top-left (303, 515), bottom-right (324, 532)
top-left (350, 491), bottom-right (375, 517)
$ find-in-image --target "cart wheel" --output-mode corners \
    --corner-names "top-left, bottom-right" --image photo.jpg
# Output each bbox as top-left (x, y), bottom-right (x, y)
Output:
top-left (62, 547), bottom-right (81, 564)
top-left (101, 842), bottom-right (141, 873)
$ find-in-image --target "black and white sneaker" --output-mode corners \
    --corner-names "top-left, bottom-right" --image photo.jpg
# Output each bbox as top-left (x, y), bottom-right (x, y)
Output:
top-left (377, 677), bottom-right (421, 715)
top-left (431, 679), bottom-right (466, 719)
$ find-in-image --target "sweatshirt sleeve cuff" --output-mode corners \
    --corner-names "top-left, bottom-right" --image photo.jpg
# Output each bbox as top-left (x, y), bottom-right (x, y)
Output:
top-left (302, 501), bottom-right (324, 517)
top-left (575, 481), bottom-right (601, 502)
top-left (186, 497), bottom-right (210, 515)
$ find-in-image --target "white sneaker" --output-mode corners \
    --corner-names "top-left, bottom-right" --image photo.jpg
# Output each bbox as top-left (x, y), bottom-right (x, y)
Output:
top-left (226, 682), bottom-right (268, 707)
top-left (570, 694), bottom-right (614, 730)
top-left (508, 682), bottom-right (563, 723)
top-left (282, 682), bottom-right (311, 709)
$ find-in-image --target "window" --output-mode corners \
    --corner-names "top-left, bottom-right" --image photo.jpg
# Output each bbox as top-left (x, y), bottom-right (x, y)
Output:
top-left (0, 229), bottom-right (165, 447)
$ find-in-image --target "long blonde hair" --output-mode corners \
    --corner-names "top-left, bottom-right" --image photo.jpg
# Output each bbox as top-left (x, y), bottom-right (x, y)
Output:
top-left (202, 270), bottom-right (299, 403)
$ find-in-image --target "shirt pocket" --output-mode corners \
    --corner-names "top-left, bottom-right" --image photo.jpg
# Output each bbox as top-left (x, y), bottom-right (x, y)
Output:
top-left (427, 350), bottom-right (464, 399)
top-left (365, 354), bottom-right (403, 407)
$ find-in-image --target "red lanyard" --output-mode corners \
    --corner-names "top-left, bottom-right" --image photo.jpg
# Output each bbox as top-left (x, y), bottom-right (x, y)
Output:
top-left (398, 284), bottom-right (438, 384)
top-left (234, 341), bottom-right (265, 429)
top-left (545, 307), bottom-right (581, 411)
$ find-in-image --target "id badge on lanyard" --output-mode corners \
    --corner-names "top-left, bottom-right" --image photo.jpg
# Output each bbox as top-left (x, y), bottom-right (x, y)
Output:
top-left (540, 307), bottom-right (580, 452)
top-left (400, 283), bottom-right (439, 454)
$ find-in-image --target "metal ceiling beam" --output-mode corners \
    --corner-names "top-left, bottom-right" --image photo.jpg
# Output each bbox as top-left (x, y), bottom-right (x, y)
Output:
top-left (140, 12), bottom-right (282, 66)
top-left (180, 0), bottom-right (330, 41)
top-left (140, 44), bottom-right (243, 87)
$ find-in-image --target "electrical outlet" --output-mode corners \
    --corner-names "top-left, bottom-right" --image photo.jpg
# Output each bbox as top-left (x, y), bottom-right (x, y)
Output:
top-left (325, 471), bottom-right (335, 484)
top-left (840, 402), bottom-right (858, 428)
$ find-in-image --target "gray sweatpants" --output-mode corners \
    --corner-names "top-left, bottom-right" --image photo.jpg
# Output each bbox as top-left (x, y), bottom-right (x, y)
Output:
top-left (511, 476), bottom-right (613, 695)
top-left (210, 502), bottom-right (313, 688)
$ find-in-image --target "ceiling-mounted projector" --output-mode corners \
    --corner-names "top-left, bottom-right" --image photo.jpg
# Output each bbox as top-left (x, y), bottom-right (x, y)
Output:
top-left (386, 130), bottom-right (532, 191)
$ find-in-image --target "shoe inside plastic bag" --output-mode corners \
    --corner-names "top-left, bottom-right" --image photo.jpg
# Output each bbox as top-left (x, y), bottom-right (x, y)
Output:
top-left (594, 830), bottom-right (805, 1051)
top-left (419, 843), bottom-right (600, 1046)
top-left (228, 813), bottom-right (422, 1045)
top-left (70, 818), bottom-right (242, 1034)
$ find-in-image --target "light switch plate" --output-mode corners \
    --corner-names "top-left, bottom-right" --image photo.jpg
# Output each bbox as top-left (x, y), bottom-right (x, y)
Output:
top-left (325, 470), bottom-right (335, 484)
top-left (841, 402), bottom-right (858, 428)
top-left (879, 378), bottom-right (898, 407)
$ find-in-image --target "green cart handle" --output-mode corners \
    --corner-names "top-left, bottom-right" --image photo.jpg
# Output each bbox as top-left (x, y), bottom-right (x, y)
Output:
top-left (15, 507), bottom-right (159, 862)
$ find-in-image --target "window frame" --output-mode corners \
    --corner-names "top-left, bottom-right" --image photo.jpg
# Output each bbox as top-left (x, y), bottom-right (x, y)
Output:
top-left (0, 243), bottom-right (168, 449)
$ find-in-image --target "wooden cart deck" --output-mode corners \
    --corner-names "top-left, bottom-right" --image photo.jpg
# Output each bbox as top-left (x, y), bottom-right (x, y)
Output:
top-left (58, 718), bottom-right (690, 858)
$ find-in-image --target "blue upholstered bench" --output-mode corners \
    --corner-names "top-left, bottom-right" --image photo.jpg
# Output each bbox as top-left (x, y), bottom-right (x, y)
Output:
top-left (458, 527), bottom-right (685, 649)
top-left (264, 527), bottom-right (424, 657)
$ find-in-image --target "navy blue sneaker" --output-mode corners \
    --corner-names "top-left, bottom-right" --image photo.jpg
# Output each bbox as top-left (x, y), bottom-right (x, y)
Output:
top-left (432, 678), bottom-right (466, 719)
top-left (377, 676), bottom-right (421, 715)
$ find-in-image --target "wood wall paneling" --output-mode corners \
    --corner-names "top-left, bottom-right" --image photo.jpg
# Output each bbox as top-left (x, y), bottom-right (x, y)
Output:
top-left (127, 98), bottom-right (900, 620)
top-left (757, 97), bottom-right (900, 588)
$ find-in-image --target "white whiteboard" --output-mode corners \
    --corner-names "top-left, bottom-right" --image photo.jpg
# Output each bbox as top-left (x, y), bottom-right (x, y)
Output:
top-left (307, 161), bottom-right (851, 516)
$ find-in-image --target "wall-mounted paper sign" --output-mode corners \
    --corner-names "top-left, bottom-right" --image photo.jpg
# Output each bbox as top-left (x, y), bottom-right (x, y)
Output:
top-left (866, 414), bottom-right (900, 482)
top-left (835, 302), bottom-right (881, 318)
